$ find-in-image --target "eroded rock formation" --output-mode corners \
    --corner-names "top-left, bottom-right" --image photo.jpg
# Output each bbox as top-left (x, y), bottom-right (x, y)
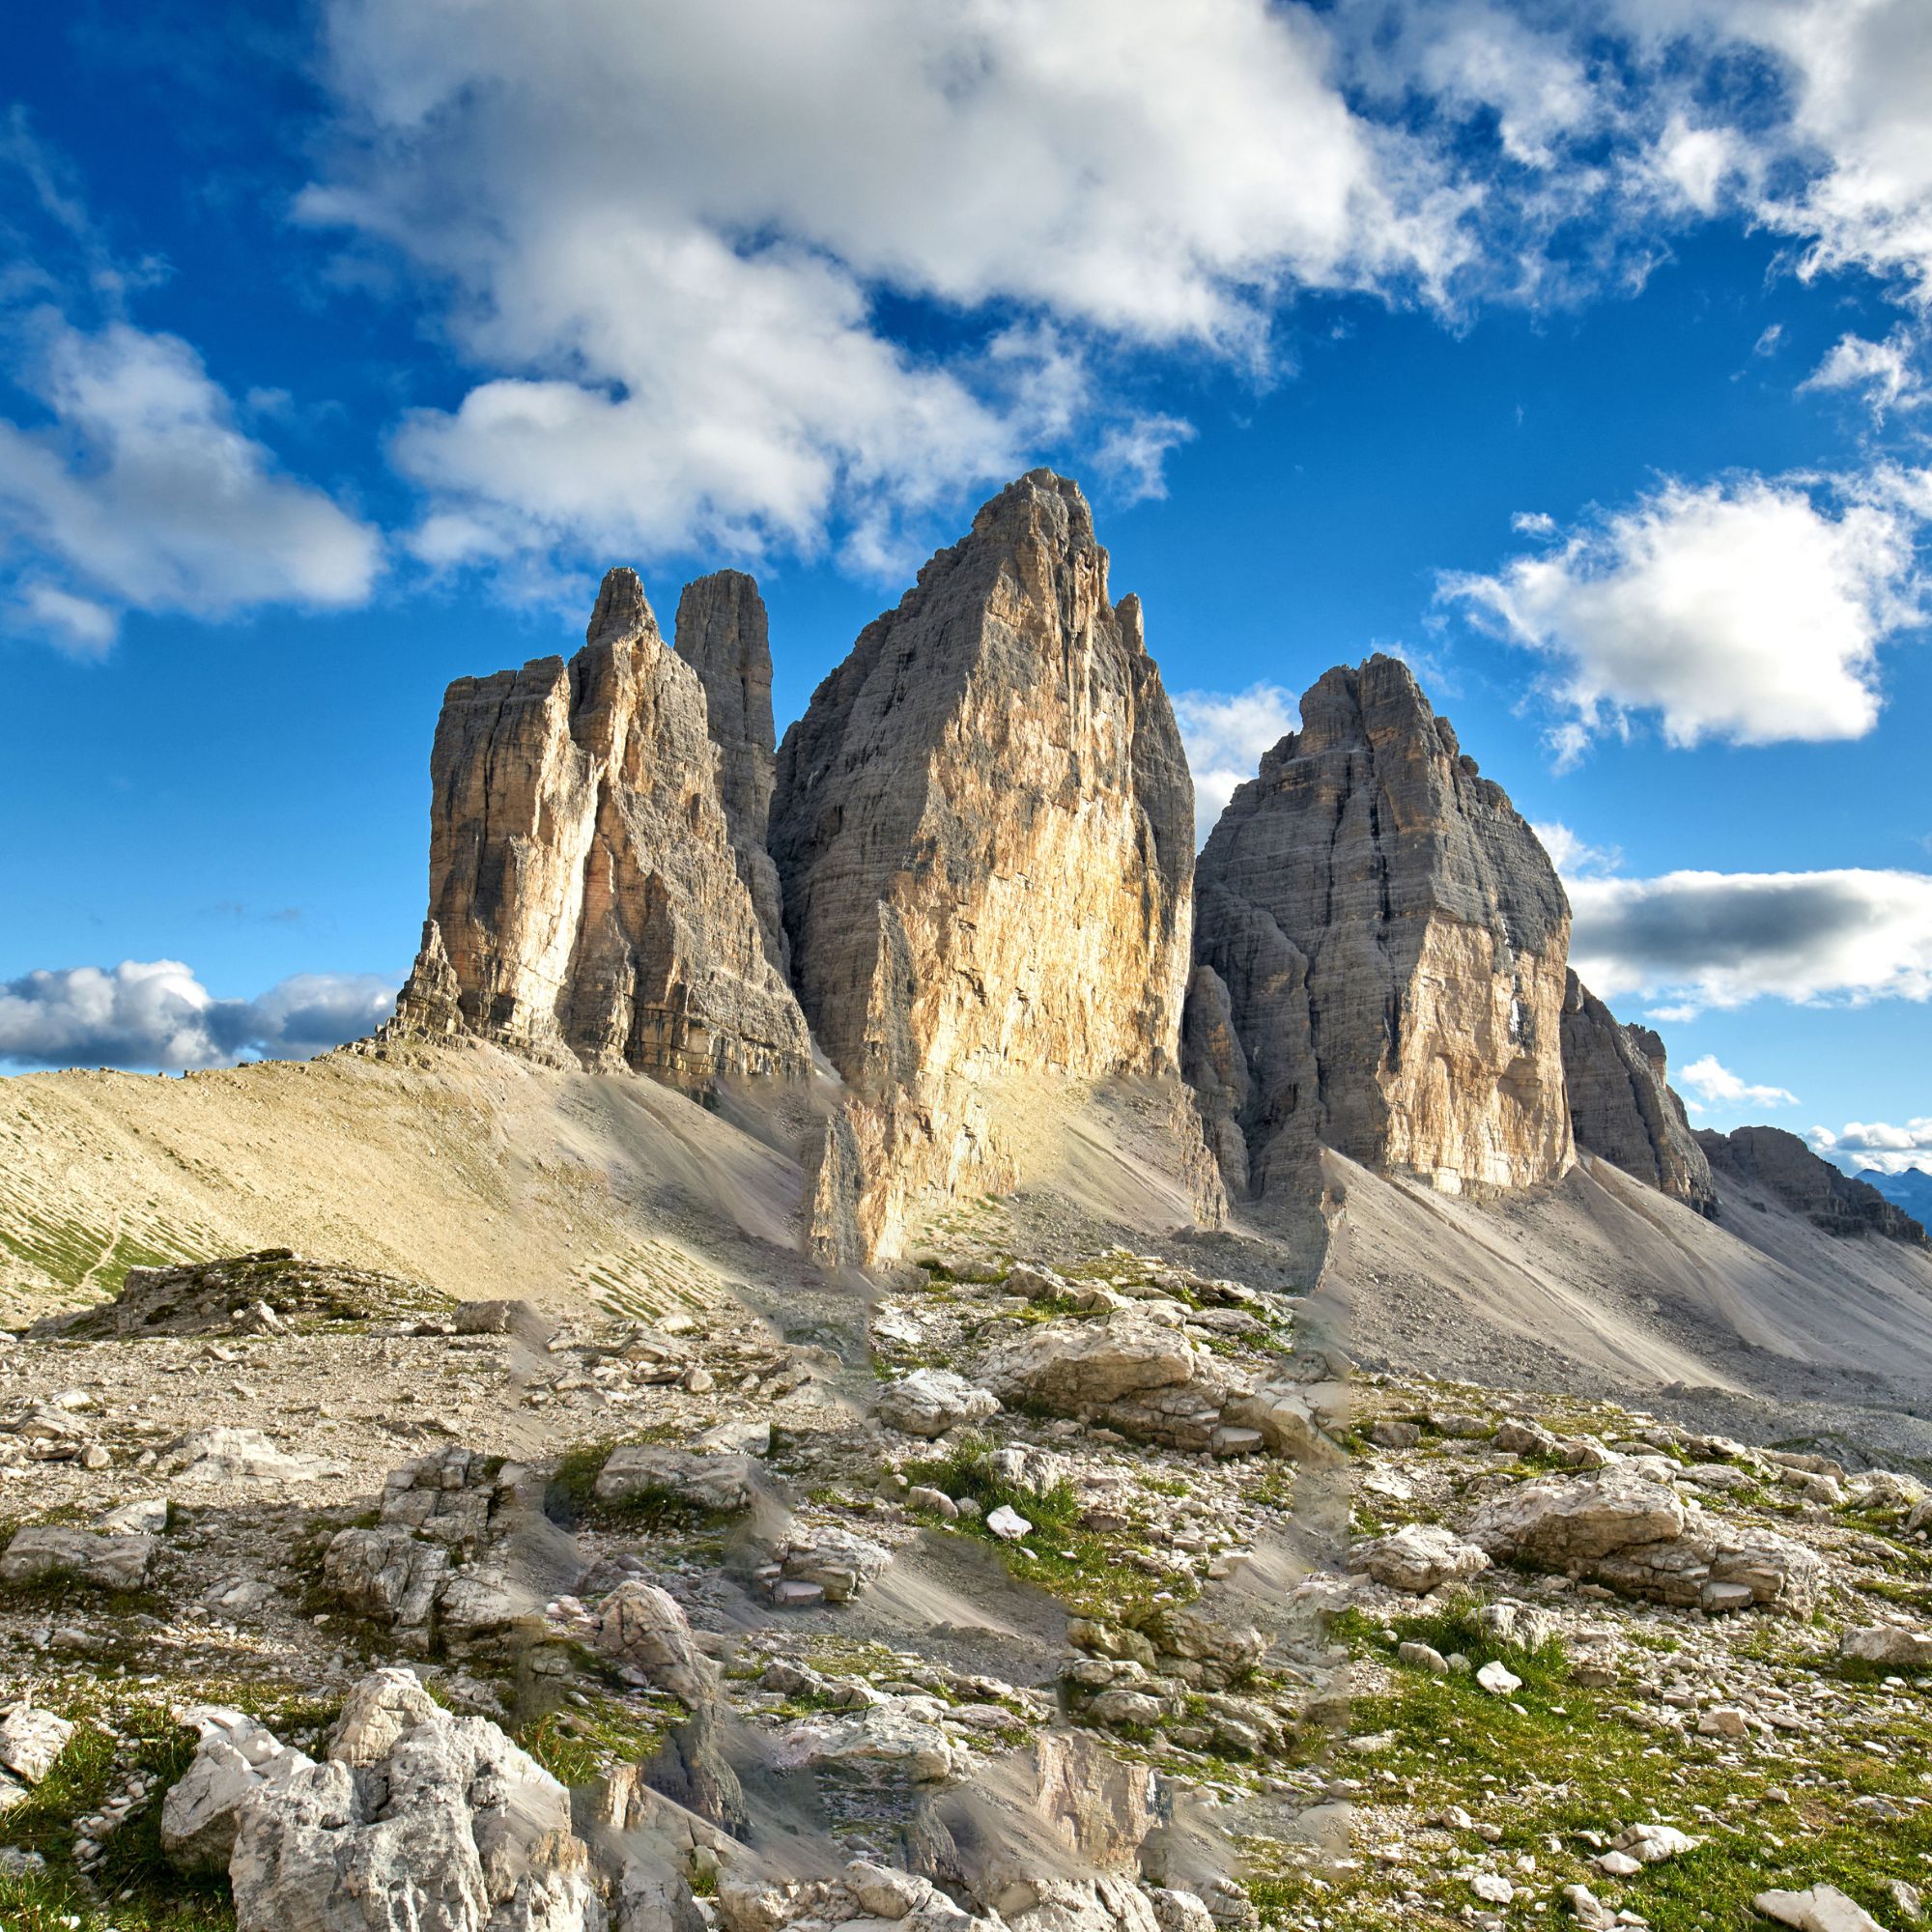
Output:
top-left (674, 570), bottom-right (789, 974)
top-left (1698, 1126), bottom-right (1929, 1245)
top-left (1191, 655), bottom-right (1574, 1201)
top-left (770, 470), bottom-right (1200, 1259)
top-left (1560, 972), bottom-right (1718, 1216)
top-left (391, 568), bottom-right (810, 1093)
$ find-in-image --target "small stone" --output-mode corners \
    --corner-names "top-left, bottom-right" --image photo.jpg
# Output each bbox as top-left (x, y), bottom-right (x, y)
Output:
top-left (1562, 1883), bottom-right (1615, 1930)
top-left (1698, 1705), bottom-right (1748, 1738)
top-left (986, 1505), bottom-right (1032, 1542)
top-left (1754, 1887), bottom-right (1885, 1932)
top-left (1397, 1641), bottom-right (1450, 1675)
top-left (1475, 1661), bottom-right (1521, 1697)
top-left (0, 1708), bottom-right (73, 1786)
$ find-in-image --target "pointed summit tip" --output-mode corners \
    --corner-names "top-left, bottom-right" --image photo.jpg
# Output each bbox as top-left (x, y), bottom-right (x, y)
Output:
top-left (970, 469), bottom-right (1096, 548)
top-left (585, 566), bottom-right (658, 648)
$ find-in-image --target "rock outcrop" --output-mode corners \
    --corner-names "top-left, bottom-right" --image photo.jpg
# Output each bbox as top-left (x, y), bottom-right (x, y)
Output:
top-left (674, 570), bottom-right (788, 974)
top-left (1191, 654), bottom-right (1573, 1201)
top-left (391, 567), bottom-right (810, 1094)
top-left (1560, 973), bottom-right (1717, 1216)
top-left (1698, 1126), bottom-right (1929, 1245)
top-left (221, 1668), bottom-right (601, 1932)
top-left (770, 471), bottom-right (1199, 1259)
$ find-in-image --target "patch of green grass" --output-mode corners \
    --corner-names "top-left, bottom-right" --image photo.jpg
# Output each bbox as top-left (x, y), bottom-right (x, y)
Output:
top-left (0, 1700), bottom-right (234, 1929)
top-left (901, 1437), bottom-right (1192, 1621)
top-left (514, 1692), bottom-right (681, 1788)
top-left (1260, 1604), bottom-right (1932, 1929)
top-left (543, 1432), bottom-right (720, 1535)
top-left (1341, 1597), bottom-right (1571, 1692)
top-left (919, 1258), bottom-right (1012, 1288)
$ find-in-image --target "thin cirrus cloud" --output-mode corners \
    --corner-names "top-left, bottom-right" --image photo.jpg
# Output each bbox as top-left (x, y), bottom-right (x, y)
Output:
top-left (0, 313), bottom-right (382, 653)
top-left (1566, 867), bottom-right (1932, 1018)
top-left (1172, 682), bottom-right (1301, 846)
top-left (0, 960), bottom-right (399, 1071)
top-left (1441, 469), bottom-right (1929, 765)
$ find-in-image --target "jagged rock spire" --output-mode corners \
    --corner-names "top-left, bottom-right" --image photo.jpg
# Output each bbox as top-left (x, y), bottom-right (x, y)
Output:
top-left (674, 571), bottom-right (787, 973)
top-left (771, 469), bottom-right (1205, 1259)
top-left (390, 567), bottom-right (810, 1093)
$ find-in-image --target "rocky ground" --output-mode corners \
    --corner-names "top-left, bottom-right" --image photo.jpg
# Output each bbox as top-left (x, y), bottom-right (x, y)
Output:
top-left (0, 1237), bottom-right (1923, 1932)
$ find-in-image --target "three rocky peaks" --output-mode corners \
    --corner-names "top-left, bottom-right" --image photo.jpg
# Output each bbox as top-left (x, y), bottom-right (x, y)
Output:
top-left (391, 470), bottom-right (1920, 1259)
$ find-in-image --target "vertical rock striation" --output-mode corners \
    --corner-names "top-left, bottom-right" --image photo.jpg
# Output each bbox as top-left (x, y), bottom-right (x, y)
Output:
top-left (392, 568), bottom-right (811, 1094)
top-left (1191, 655), bottom-right (1574, 1201)
top-left (770, 469), bottom-right (1200, 1259)
top-left (673, 570), bottom-right (789, 975)
top-left (1560, 972), bottom-right (1718, 1215)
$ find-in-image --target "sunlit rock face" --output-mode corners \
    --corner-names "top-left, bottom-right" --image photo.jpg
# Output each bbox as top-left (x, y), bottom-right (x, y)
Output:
top-left (1191, 654), bottom-right (1574, 1202)
top-left (771, 469), bottom-right (1201, 1260)
top-left (396, 567), bottom-right (811, 1093)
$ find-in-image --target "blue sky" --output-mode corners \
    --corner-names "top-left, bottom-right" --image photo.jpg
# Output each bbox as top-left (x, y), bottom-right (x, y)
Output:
top-left (3, 0), bottom-right (1930, 1179)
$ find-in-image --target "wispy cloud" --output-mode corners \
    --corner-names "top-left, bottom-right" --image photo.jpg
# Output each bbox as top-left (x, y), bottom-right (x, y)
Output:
top-left (1800, 328), bottom-right (1925, 417)
top-left (1677, 1053), bottom-right (1798, 1110)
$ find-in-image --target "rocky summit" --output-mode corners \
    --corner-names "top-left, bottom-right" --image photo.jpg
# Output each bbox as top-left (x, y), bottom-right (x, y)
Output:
top-left (390, 566), bottom-right (812, 1093)
top-left (771, 470), bottom-right (1201, 1260)
top-left (1190, 655), bottom-right (1573, 1206)
top-left (6, 469), bottom-right (1932, 1932)
top-left (1699, 1125), bottom-right (1929, 1246)
top-left (675, 570), bottom-right (790, 978)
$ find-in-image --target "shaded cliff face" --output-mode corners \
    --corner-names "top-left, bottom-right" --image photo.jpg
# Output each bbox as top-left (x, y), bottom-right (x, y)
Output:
top-left (673, 571), bottom-right (788, 975)
top-left (771, 469), bottom-right (1201, 1257)
top-left (392, 568), bottom-right (811, 1093)
top-left (1560, 972), bottom-right (1718, 1216)
top-left (1699, 1125), bottom-right (1930, 1246)
top-left (1191, 655), bottom-right (1573, 1200)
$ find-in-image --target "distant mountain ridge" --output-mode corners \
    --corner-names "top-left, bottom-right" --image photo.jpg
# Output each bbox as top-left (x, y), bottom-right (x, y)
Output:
top-left (1860, 1165), bottom-right (1932, 1226)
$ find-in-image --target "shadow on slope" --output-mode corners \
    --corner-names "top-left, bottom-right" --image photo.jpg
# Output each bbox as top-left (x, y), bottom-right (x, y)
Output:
top-left (1321, 1147), bottom-right (1932, 1463)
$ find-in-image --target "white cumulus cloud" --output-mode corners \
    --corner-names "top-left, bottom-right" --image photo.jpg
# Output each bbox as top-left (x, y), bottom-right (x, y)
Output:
top-left (1442, 470), bottom-right (1928, 761)
top-left (0, 960), bottom-right (399, 1071)
top-left (1172, 682), bottom-right (1301, 846)
top-left (1567, 867), bottom-right (1932, 1016)
top-left (0, 315), bottom-right (381, 649)
top-left (1676, 1053), bottom-right (1799, 1109)
top-left (299, 0), bottom-right (1474, 579)
top-left (1808, 1119), bottom-right (1932, 1176)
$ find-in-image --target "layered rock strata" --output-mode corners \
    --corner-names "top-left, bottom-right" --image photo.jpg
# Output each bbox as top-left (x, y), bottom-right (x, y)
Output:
top-left (391, 568), bottom-right (810, 1093)
top-left (1560, 972), bottom-right (1718, 1215)
top-left (674, 570), bottom-right (789, 974)
top-left (771, 470), bottom-right (1200, 1259)
top-left (1698, 1126), bottom-right (1929, 1245)
top-left (1191, 654), bottom-right (1574, 1201)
